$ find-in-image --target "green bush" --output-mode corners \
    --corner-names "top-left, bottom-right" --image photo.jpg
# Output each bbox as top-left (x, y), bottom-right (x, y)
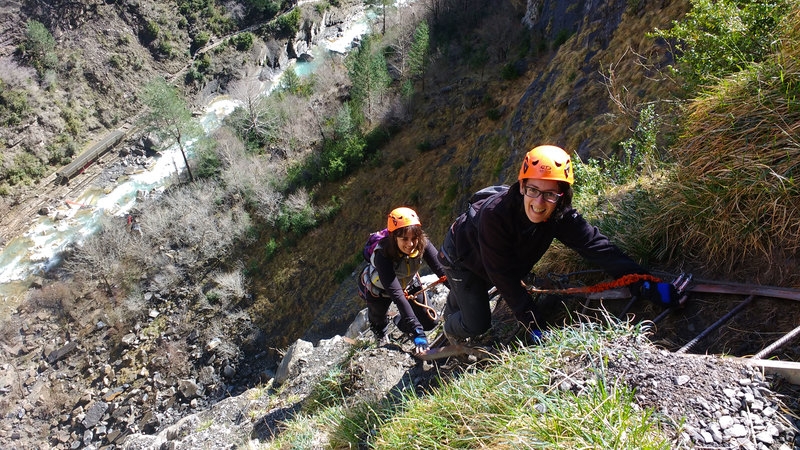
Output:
top-left (192, 31), bottom-right (211, 54)
top-left (47, 136), bottom-right (78, 166)
top-left (143, 20), bottom-right (160, 44)
top-left (500, 62), bottom-right (521, 80)
top-left (158, 40), bottom-right (173, 57)
top-left (21, 20), bottom-right (57, 76)
top-left (245, 0), bottom-right (280, 21)
top-left (185, 68), bottom-right (204, 83)
top-left (275, 8), bottom-right (301, 38)
top-left (7, 152), bottom-right (46, 185)
top-left (651, 0), bottom-right (790, 90)
top-left (277, 203), bottom-right (316, 234)
top-left (61, 107), bottom-right (82, 136)
top-left (285, 132), bottom-right (367, 190)
top-left (195, 139), bottom-right (221, 179)
top-left (364, 126), bottom-right (392, 153)
top-left (0, 81), bottom-right (29, 126)
top-left (315, 2), bottom-right (330, 14)
top-left (109, 54), bottom-right (124, 70)
top-left (264, 238), bottom-right (278, 261)
top-left (554, 29), bottom-right (572, 48)
top-left (196, 53), bottom-right (212, 72)
top-left (231, 32), bottom-right (254, 51)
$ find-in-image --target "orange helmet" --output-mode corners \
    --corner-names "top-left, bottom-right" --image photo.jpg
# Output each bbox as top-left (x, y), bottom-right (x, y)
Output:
top-left (387, 207), bottom-right (421, 232)
top-left (518, 145), bottom-right (574, 185)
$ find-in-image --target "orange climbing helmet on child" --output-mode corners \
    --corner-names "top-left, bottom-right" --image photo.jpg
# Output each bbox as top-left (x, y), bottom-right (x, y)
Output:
top-left (387, 207), bottom-right (421, 232)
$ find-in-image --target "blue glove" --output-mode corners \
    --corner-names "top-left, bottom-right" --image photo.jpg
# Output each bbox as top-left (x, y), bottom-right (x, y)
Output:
top-left (640, 281), bottom-right (680, 307)
top-left (530, 329), bottom-right (545, 345)
top-left (413, 331), bottom-right (429, 354)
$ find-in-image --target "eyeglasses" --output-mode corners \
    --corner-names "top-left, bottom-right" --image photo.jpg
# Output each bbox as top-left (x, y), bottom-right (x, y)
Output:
top-left (523, 185), bottom-right (562, 204)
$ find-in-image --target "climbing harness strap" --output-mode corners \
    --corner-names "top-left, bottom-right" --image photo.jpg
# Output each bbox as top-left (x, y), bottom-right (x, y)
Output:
top-left (406, 275), bottom-right (447, 321)
top-left (524, 273), bottom-right (663, 295)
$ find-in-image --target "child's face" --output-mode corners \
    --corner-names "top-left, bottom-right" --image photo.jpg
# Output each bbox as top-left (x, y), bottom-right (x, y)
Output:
top-left (396, 229), bottom-right (418, 255)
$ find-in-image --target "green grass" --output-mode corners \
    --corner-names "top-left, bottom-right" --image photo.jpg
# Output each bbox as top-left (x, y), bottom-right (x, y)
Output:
top-left (261, 320), bottom-right (673, 449)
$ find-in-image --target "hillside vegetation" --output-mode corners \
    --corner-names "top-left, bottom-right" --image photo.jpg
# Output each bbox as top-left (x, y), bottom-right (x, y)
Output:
top-left (2, 0), bottom-right (800, 448)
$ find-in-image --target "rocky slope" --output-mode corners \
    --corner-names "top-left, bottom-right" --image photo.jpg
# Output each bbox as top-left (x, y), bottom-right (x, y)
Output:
top-left (120, 283), bottom-right (800, 449)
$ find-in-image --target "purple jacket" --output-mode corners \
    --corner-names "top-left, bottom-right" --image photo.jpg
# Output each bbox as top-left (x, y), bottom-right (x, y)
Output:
top-left (448, 181), bottom-right (647, 322)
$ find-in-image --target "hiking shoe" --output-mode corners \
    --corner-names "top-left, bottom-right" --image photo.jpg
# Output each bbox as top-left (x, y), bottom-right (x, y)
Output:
top-left (443, 327), bottom-right (470, 347)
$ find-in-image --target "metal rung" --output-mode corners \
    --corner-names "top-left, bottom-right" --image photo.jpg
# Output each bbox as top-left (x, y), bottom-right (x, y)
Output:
top-left (676, 295), bottom-right (755, 354)
top-left (754, 324), bottom-right (800, 360)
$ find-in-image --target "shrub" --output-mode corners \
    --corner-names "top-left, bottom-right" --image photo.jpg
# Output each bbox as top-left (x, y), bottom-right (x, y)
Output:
top-left (315, 2), bottom-right (330, 14)
top-left (0, 80), bottom-right (29, 126)
top-left (157, 40), bottom-right (173, 57)
top-left (275, 8), bottom-right (301, 38)
top-left (142, 20), bottom-right (160, 44)
top-left (185, 68), bottom-right (204, 83)
top-left (21, 20), bottom-right (57, 76)
top-left (47, 135), bottom-right (78, 166)
top-left (264, 238), bottom-right (278, 261)
top-left (231, 32), bottom-right (254, 51)
top-left (7, 152), bottom-right (45, 185)
top-left (191, 31), bottom-right (210, 54)
top-left (61, 107), bottom-right (82, 136)
top-left (276, 189), bottom-right (316, 234)
top-left (195, 138), bottom-right (221, 179)
top-left (651, 0), bottom-right (791, 90)
top-left (554, 29), bottom-right (572, 48)
top-left (109, 54), bottom-right (125, 70)
top-left (500, 62), bottom-right (521, 80)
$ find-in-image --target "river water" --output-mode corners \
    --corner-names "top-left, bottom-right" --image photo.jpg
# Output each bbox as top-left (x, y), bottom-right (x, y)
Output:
top-left (0, 4), bottom-right (383, 316)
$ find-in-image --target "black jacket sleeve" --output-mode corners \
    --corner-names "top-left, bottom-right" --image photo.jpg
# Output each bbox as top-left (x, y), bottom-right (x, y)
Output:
top-left (422, 240), bottom-right (447, 279)
top-left (555, 209), bottom-right (648, 278)
top-left (372, 250), bottom-right (422, 331)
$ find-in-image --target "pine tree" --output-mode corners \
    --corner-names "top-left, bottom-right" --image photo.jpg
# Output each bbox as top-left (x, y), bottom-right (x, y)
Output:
top-left (347, 36), bottom-right (390, 123)
top-left (139, 79), bottom-right (201, 182)
top-left (408, 21), bottom-right (430, 91)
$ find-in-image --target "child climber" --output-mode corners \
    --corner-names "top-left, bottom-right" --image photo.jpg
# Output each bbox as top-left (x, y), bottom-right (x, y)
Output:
top-left (358, 207), bottom-right (448, 354)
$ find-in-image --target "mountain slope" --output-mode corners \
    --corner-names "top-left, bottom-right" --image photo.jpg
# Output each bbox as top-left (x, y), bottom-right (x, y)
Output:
top-left (265, 0), bottom-right (690, 343)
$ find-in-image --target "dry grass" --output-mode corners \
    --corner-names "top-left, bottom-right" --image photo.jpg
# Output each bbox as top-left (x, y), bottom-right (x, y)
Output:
top-left (637, 13), bottom-right (800, 286)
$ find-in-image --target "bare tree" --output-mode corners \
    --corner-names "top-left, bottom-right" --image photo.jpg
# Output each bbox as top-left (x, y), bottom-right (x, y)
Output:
top-left (227, 78), bottom-right (281, 147)
top-left (386, 15), bottom-right (416, 80)
top-left (478, 4), bottom-right (519, 64)
top-left (64, 216), bottom-right (136, 296)
top-left (142, 181), bottom-right (251, 263)
top-left (0, 57), bottom-right (36, 88)
top-left (212, 134), bottom-right (283, 223)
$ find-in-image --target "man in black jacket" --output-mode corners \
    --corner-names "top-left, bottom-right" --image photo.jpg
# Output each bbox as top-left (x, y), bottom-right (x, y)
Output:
top-left (437, 145), bottom-right (676, 343)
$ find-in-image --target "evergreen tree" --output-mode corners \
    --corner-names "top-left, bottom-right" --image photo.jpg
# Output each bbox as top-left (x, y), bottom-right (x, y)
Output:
top-left (22, 20), bottom-right (57, 76)
top-left (408, 21), bottom-right (430, 91)
top-left (139, 79), bottom-right (201, 182)
top-left (347, 36), bottom-right (391, 123)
